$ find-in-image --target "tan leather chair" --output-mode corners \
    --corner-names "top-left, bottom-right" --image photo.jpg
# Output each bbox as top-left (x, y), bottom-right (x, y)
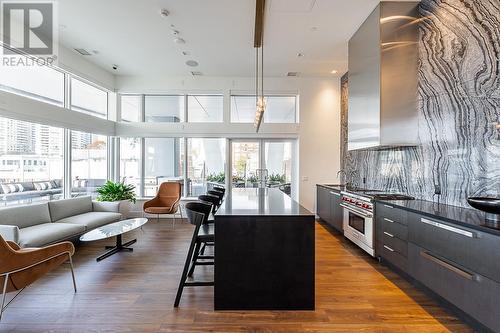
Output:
top-left (143, 182), bottom-right (182, 225)
top-left (0, 236), bottom-right (76, 320)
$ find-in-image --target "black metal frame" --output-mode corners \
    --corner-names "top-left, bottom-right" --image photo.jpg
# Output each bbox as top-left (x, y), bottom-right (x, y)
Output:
top-left (96, 234), bottom-right (136, 262)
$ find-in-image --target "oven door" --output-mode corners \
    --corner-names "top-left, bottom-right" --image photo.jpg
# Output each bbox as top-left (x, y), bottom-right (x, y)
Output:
top-left (341, 204), bottom-right (374, 250)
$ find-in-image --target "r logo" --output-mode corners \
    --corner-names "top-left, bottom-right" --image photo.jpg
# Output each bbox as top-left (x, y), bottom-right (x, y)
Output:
top-left (2, 2), bottom-right (54, 55)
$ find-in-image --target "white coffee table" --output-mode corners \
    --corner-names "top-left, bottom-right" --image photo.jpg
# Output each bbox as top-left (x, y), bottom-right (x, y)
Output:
top-left (80, 218), bottom-right (148, 262)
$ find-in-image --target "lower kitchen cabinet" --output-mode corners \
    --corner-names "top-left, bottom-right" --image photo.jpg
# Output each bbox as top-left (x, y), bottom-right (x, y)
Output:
top-left (316, 186), bottom-right (343, 233)
top-left (409, 243), bottom-right (500, 332)
top-left (375, 202), bottom-right (500, 332)
top-left (329, 190), bottom-right (343, 232)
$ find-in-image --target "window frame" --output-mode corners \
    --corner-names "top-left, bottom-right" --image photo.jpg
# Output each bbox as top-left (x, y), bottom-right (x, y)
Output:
top-left (230, 94), bottom-right (298, 124)
top-left (69, 76), bottom-right (109, 119)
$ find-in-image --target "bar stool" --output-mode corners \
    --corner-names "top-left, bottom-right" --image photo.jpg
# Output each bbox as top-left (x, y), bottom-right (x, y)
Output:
top-left (213, 186), bottom-right (225, 193)
top-left (174, 201), bottom-right (214, 307)
top-left (198, 194), bottom-right (220, 214)
top-left (207, 190), bottom-right (224, 205)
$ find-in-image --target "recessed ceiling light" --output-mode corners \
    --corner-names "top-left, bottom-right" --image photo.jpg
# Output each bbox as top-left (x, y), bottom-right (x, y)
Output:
top-left (186, 60), bottom-right (199, 67)
top-left (174, 37), bottom-right (185, 44)
top-left (297, 53), bottom-right (305, 57)
top-left (160, 9), bottom-right (170, 17)
top-left (310, 26), bottom-right (318, 32)
top-left (171, 30), bottom-right (180, 36)
top-left (182, 51), bottom-right (190, 56)
top-left (331, 70), bottom-right (338, 74)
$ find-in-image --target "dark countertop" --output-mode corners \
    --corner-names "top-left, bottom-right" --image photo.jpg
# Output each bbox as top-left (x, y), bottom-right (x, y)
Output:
top-left (316, 184), bottom-right (345, 192)
top-left (216, 188), bottom-right (313, 217)
top-left (375, 198), bottom-right (500, 236)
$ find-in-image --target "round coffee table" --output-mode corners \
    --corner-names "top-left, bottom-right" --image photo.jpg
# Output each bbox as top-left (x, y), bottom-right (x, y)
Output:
top-left (80, 218), bottom-right (148, 262)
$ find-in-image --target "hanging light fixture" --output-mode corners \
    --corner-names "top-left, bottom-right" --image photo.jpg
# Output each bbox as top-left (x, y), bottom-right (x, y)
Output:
top-left (253, 0), bottom-right (266, 132)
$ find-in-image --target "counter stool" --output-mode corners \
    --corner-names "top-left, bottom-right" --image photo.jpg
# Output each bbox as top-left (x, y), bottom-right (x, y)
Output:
top-left (174, 201), bottom-right (214, 307)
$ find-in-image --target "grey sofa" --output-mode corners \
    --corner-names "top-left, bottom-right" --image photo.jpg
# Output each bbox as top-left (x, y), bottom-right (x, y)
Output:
top-left (0, 179), bottom-right (62, 204)
top-left (0, 196), bottom-right (121, 247)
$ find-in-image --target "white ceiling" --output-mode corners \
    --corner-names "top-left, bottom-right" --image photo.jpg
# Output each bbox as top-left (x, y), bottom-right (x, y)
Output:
top-left (58, 0), bottom-right (386, 78)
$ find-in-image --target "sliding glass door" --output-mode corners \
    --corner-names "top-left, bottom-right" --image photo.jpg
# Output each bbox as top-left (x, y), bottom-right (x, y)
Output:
top-left (230, 139), bottom-right (296, 198)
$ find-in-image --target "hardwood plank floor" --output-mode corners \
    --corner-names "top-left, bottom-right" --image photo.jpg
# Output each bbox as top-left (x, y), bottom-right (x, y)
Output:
top-left (0, 219), bottom-right (472, 332)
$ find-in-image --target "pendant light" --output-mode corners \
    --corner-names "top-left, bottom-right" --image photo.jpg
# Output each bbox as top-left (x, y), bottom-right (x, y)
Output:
top-left (253, 0), bottom-right (265, 132)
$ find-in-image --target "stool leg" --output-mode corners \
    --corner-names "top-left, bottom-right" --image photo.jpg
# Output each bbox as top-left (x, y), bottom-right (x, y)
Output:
top-left (187, 241), bottom-right (201, 277)
top-left (174, 237), bottom-right (199, 307)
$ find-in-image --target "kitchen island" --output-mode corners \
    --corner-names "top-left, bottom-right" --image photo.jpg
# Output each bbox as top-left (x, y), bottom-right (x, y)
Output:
top-left (214, 188), bottom-right (315, 310)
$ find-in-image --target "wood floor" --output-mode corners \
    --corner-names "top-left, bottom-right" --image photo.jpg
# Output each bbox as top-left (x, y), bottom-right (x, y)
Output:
top-left (0, 219), bottom-right (472, 332)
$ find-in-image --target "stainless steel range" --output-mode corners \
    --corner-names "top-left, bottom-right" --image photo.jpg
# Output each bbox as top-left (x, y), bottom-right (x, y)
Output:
top-left (340, 190), bottom-right (414, 257)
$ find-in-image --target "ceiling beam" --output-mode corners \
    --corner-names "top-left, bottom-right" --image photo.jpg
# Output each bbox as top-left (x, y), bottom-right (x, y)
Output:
top-left (254, 0), bottom-right (265, 48)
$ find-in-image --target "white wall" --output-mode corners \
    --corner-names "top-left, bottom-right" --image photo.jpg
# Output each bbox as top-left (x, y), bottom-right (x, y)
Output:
top-left (116, 75), bottom-right (341, 212)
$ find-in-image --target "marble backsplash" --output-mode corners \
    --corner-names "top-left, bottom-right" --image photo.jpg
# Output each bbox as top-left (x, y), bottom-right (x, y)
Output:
top-left (341, 0), bottom-right (500, 208)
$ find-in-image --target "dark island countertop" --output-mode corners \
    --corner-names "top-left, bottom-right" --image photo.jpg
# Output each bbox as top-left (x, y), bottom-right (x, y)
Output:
top-left (216, 188), bottom-right (313, 217)
top-left (375, 198), bottom-right (500, 236)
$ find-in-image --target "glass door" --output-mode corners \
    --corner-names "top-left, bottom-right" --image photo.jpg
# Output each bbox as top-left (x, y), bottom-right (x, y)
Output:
top-left (264, 141), bottom-right (294, 197)
top-left (231, 141), bottom-right (260, 188)
top-left (229, 139), bottom-right (297, 199)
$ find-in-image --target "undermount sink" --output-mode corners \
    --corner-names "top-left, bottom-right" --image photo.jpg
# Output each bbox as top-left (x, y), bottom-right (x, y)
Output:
top-left (467, 197), bottom-right (500, 223)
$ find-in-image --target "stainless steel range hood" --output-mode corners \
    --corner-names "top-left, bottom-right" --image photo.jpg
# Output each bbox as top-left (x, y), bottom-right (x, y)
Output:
top-left (348, 2), bottom-right (419, 151)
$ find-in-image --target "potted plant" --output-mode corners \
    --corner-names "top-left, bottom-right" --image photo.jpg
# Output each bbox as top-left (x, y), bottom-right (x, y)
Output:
top-left (96, 180), bottom-right (137, 218)
top-left (247, 174), bottom-right (259, 188)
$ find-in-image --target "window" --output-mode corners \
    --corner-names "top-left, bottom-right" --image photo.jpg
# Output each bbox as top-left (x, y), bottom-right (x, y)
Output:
top-left (187, 138), bottom-right (226, 196)
top-left (0, 116), bottom-right (64, 205)
top-left (70, 78), bottom-right (108, 118)
top-left (265, 141), bottom-right (293, 186)
top-left (120, 138), bottom-right (141, 195)
top-left (230, 95), bottom-right (297, 123)
top-left (144, 138), bottom-right (184, 197)
top-left (71, 131), bottom-right (107, 197)
top-left (0, 52), bottom-right (64, 106)
top-left (145, 95), bottom-right (184, 122)
top-left (121, 95), bottom-right (142, 122)
top-left (187, 95), bottom-right (223, 122)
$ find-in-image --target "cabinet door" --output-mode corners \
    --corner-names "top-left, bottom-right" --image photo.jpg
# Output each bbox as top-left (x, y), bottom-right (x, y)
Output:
top-left (330, 191), bottom-right (343, 232)
top-left (316, 187), bottom-right (331, 223)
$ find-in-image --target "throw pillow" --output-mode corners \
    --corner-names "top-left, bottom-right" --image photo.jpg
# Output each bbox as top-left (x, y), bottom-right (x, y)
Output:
top-left (45, 181), bottom-right (52, 189)
top-left (16, 184), bottom-right (24, 192)
top-left (8, 184), bottom-right (17, 193)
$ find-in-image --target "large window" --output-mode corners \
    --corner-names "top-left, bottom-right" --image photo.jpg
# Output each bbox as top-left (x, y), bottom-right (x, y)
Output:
top-left (145, 95), bottom-right (184, 123)
top-left (120, 138), bottom-right (141, 195)
top-left (187, 95), bottom-right (223, 122)
top-left (0, 117), bottom-right (64, 205)
top-left (144, 138), bottom-right (184, 197)
top-left (121, 95), bottom-right (142, 122)
top-left (71, 131), bottom-right (107, 197)
top-left (231, 95), bottom-right (297, 123)
top-left (187, 138), bottom-right (225, 196)
top-left (0, 52), bottom-right (64, 106)
top-left (70, 78), bottom-right (108, 118)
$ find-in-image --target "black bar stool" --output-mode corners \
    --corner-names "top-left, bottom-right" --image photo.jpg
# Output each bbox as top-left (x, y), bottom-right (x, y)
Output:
top-left (213, 186), bottom-right (225, 193)
top-left (207, 190), bottom-right (224, 205)
top-left (198, 194), bottom-right (220, 214)
top-left (174, 201), bottom-right (214, 307)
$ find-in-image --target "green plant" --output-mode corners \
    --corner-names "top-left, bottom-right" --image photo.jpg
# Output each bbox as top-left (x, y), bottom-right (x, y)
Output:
top-left (268, 173), bottom-right (286, 183)
top-left (247, 174), bottom-right (259, 183)
top-left (207, 172), bottom-right (225, 183)
top-left (96, 180), bottom-right (137, 203)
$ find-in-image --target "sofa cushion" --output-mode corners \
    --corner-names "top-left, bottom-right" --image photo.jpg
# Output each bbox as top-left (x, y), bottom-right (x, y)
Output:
top-left (0, 203), bottom-right (51, 228)
top-left (56, 212), bottom-right (121, 230)
top-left (48, 196), bottom-right (93, 222)
top-left (18, 223), bottom-right (85, 248)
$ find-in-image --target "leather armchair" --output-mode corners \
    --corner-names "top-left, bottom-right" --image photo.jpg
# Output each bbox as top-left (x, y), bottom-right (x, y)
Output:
top-left (0, 236), bottom-right (76, 320)
top-left (143, 182), bottom-right (182, 225)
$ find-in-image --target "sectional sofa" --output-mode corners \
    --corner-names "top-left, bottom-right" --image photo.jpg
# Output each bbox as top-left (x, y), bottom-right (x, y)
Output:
top-left (0, 196), bottom-right (122, 247)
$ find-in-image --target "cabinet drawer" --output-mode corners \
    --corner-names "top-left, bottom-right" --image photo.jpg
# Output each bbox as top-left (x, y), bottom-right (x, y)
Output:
top-left (381, 232), bottom-right (407, 257)
top-left (376, 203), bottom-right (407, 225)
top-left (409, 243), bottom-right (500, 332)
top-left (379, 241), bottom-right (407, 272)
top-left (408, 212), bottom-right (500, 283)
top-left (380, 217), bottom-right (408, 240)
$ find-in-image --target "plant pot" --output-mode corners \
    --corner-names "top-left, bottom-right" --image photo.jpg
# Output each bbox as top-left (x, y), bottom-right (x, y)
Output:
top-left (117, 200), bottom-right (132, 219)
